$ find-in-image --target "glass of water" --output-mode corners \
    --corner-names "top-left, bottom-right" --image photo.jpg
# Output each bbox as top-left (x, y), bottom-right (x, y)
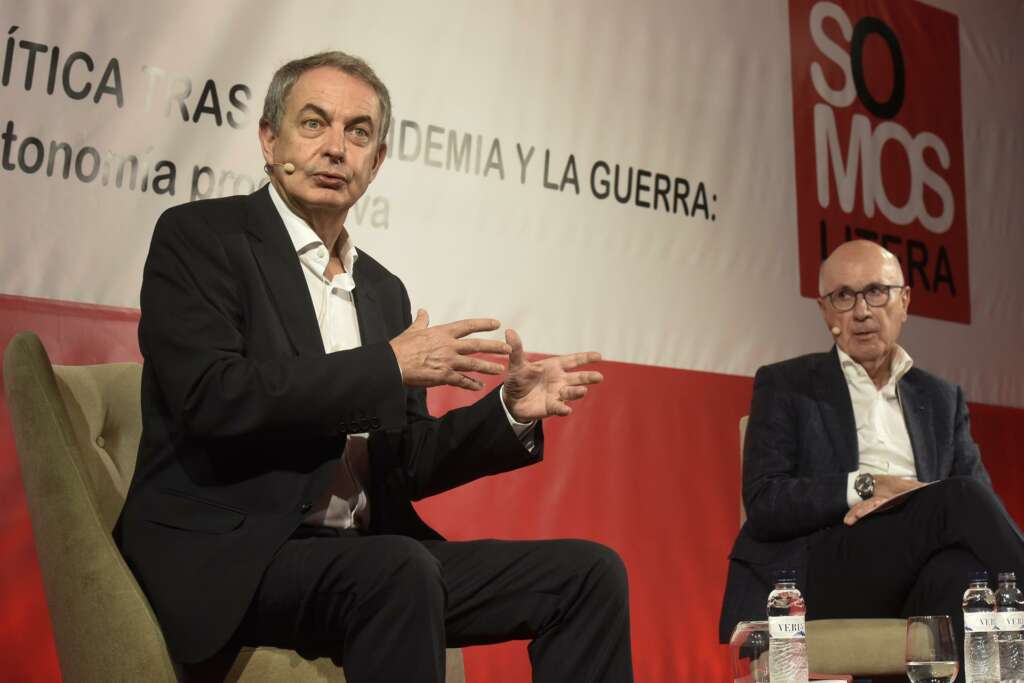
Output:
top-left (729, 620), bottom-right (770, 683)
top-left (905, 615), bottom-right (960, 682)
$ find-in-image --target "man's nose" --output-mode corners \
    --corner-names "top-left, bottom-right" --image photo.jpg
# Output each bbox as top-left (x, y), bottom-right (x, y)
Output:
top-left (323, 129), bottom-right (346, 162)
top-left (852, 293), bottom-right (872, 318)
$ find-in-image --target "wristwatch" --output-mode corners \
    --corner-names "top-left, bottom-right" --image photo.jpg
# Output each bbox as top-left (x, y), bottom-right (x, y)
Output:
top-left (854, 472), bottom-right (875, 500)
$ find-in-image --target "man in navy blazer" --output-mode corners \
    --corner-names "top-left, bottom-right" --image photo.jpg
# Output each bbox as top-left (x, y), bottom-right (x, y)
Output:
top-left (719, 240), bottom-right (1022, 651)
top-left (115, 52), bottom-right (633, 682)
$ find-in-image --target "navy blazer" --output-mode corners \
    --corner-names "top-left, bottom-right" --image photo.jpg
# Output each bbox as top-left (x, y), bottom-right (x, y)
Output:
top-left (115, 186), bottom-right (543, 663)
top-left (718, 347), bottom-right (990, 643)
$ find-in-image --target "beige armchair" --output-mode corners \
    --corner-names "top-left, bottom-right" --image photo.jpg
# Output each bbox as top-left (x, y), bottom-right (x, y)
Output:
top-left (3, 331), bottom-right (465, 682)
top-left (738, 416), bottom-right (906, 679)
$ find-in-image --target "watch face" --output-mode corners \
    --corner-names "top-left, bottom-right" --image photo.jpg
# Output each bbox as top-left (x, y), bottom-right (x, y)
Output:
top-left (855, 474), bottom-right (874, 499)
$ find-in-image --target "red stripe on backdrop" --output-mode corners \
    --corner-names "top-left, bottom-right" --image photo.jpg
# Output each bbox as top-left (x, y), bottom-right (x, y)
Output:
top-left (1, 293), bottom-right (1022, 681)
top-left (416, 359), bottom-right (753, 681)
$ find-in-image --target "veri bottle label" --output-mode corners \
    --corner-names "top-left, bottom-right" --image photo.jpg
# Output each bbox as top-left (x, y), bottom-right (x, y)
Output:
top-left (769, 616), bottom-right (806, 639)
top-left (994, 611), bottom-right (1024, 632)
top-left (964, 612), bottom-right (999, 632)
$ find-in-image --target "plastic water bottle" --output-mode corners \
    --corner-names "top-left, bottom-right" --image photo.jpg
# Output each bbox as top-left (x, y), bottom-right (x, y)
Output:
top-left (995, 571), bottom-right (1024, 682)
top-left (964, 571), bottom-right (1001, 683)
top-left (768, 569), bottom-right (808, 683)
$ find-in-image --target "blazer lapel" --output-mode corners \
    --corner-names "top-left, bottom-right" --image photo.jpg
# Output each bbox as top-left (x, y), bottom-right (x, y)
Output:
top-left (812, 347), bottom-right (859, 472)
top-left (244, 187), bottom-right (324, 357)
top-left (352, 253), bottom-right (388, 345)
top-left (899, 372), bottom-right (937, 481)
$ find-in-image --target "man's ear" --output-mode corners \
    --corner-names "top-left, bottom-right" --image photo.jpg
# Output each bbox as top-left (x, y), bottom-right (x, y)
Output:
top-left (900, 286), bottom-right (911, 321)
top-left (258, 119), bottom-right (277, 166)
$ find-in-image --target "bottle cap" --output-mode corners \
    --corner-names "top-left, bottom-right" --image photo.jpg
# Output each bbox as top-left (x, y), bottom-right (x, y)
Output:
top-left (998, 571), bottom-right (1017, 583)
top-left (969, 570), bottom-right (990, 585)
top-left (773, 569), bottom-right (797, 584)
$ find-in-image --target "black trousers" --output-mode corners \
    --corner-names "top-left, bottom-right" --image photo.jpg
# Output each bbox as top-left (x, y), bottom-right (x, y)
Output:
top-left (227, 529), bottom-right (633, 683)
top-left (805, 477), bottom-right (1024, 680)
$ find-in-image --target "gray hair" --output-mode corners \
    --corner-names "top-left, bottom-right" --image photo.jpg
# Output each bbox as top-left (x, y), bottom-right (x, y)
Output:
top-left (261, 51), bottom-right (392, 144)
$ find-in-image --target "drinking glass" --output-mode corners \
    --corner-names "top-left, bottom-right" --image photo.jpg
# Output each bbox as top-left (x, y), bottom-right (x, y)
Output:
top-left (905, 615), bottom-right (960, 683)
top-left (729, 620), bottom-right (770, 683)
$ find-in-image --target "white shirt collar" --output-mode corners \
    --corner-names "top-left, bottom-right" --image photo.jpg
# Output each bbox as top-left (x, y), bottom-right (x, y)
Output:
top-left (267, 181), bottom-right (358, 275)
top-left (836, 344), bottom-right (914, 390)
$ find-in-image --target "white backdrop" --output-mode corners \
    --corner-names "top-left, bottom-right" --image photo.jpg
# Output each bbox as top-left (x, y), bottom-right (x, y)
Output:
top-left (2, 0), bottom-right (1022, 406)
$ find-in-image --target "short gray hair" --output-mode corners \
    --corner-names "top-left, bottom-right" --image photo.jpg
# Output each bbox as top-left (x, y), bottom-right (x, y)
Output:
top-left (261, 51), bottom-right (392, 144)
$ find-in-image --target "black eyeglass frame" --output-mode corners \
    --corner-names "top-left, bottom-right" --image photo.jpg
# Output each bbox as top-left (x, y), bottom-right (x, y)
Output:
top-left (819, 283), bottom-right (906, 312)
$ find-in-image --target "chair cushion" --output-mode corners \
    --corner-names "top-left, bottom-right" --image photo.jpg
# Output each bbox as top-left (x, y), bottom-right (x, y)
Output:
top-left (54, 363), bottom-right (143, 531)
top-left (807, 618), bottom-right (907, 675)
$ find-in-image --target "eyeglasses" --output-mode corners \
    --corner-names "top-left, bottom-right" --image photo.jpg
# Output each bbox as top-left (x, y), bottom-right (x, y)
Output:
top-left (820, 283), bottom-right (905, 312)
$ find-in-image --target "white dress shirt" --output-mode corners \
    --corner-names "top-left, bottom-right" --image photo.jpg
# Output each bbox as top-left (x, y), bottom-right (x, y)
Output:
top-left (268, 183), bottom-right (535, 529)
top-left (838, 345), bottom-right (917, 507)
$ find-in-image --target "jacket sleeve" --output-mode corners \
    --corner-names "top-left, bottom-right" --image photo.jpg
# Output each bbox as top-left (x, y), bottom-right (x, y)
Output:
top-left (742, 365), bottom-right (849, 541)
top-left (139, 206), bottom-right (406, 440)
top-left (948, 385), bottom-right (993, 487)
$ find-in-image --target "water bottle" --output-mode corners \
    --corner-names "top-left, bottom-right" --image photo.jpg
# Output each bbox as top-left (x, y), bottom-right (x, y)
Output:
top-left (768, 569), bottom-right (808, 683)
top-left (996, 571), bottom-right (1024, 682)
top-left (964, 571), bottom-right (1001, 683)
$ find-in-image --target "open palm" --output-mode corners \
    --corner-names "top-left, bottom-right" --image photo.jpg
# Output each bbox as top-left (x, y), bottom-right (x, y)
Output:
top-left (502, 329), bottom-right (603, 422)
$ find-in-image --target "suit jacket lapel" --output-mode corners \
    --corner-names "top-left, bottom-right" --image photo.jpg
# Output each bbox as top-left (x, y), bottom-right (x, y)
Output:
top-left (352, 254), bottom-right (388, 344)
top-left (244, 186), bottom-right (324, 357)
top-left (812, 347), bottom-right (859, 472)
top-left (899, 372), bottom-right (936, 481)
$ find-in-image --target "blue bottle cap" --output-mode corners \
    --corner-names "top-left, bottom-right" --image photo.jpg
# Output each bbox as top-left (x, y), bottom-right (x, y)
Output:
top-left (969, 570), bottom-right (990, 584)
top-left (773, 569), bottom-right (797, 584)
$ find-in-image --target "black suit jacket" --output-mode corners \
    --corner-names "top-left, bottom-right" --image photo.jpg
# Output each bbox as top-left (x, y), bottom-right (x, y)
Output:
top-left (115, 186), bottom-right (543, 663)
top-left (718, 348), bottom-right (990, 642)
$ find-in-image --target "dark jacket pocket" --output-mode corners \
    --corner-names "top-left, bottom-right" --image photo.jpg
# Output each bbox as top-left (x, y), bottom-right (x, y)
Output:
top-left (143, 489), bottom-right (246, 534)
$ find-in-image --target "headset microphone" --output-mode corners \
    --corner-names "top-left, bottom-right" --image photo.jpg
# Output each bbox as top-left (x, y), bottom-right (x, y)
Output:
top-left (266, 162), bottom-right (296, 174)
top-left (831, 326), bottom-right (841, 336)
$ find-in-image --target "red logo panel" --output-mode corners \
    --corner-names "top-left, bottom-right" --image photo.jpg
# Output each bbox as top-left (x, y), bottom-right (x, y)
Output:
top-left (789, 0), bottom-right (969, 323)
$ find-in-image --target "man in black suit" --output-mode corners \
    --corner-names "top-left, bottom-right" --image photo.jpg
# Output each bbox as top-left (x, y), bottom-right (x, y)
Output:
top-left (115, 51), bottom-right (633, 682)
top-left (719, 239), bottom-right (1023, 652)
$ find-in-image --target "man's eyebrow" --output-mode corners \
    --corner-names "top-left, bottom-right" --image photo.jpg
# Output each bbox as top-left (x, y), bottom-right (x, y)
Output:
top-left (297, 103), bottom-right (331, 121)
top-left (345, 114), bottom-right (375, 130)
top-left (296, 104), bottom-right (375, 131)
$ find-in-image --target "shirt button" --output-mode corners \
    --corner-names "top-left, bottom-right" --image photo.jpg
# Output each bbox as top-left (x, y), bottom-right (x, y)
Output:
top-left (300, 502), bottom-right (312, 513)
top-left (317, 246), bottom-right (327, 259)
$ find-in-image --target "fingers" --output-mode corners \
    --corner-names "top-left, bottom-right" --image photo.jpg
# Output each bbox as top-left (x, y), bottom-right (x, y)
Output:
top-left (454, 338), bottom-right (512, 356)
top-left (450, 355), bottom-right (505, 376)
top-left (506, 328), bottom-right (525, 369)
top-left (411, 308), bottom-right (429, 330)
top-left (559, 385), bottom-right (588, 401)
top-left (444, 318), bottom-right (501, 338)
top-left (559, 351), bottom-right (602, 369)
top-left (548, 399), bottom-right (573, 417)
top-left (445, 371), bottom-right (484, 391)
top-left (563, 370), bottom-right (604, 386)
top-left (843, 497), bottom-right (889, 526)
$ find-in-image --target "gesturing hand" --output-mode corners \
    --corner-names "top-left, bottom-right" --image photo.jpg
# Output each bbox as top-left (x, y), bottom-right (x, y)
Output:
top-left (501, 329), bottom-right (603, 422)
top-left (389, 310), bottom-right (512, 391)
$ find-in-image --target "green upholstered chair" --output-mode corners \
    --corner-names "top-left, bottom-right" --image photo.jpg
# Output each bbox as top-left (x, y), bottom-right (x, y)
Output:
top-left (737, 416), bottom-right (907, 679)
top-left (3, 331), bottom-right (465, 682)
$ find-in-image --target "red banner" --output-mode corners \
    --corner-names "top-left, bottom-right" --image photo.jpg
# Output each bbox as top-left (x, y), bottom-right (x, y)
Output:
top-left (790, 0), bottom-right (970, 322)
